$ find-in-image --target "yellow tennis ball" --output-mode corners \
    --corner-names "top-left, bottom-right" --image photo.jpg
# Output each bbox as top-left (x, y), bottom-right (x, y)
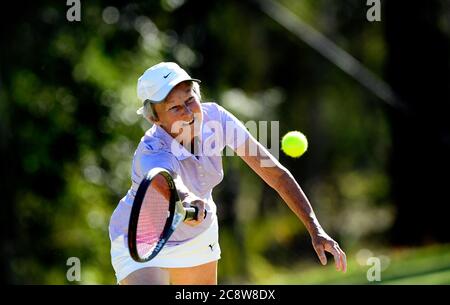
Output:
top-left (281, 131), bottom-right (308, 158)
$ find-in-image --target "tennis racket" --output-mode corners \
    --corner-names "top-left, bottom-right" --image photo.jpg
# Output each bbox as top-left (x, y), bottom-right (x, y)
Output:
top-left (128, 167), bottom-right (206, 262)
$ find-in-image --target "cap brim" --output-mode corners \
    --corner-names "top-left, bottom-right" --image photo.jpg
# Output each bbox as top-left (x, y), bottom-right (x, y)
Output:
top-left (136, 77), bottom-right (201, 115)
top-left (150, 77), bottom-right (201, 102)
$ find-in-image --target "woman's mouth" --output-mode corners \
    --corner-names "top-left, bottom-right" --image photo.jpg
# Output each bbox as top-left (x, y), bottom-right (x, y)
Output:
top-left (183, 118), bottom-right (195, 126)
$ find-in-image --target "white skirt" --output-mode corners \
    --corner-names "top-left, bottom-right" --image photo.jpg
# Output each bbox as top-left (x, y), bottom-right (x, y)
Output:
top-left (110, 217), bottom-right (221, 283)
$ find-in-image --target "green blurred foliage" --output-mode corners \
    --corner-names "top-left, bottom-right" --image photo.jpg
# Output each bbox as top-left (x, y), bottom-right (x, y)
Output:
top-left (1, 0), bottom-right (449, 284)
top-left (254, 243), bottom-right (450, 284)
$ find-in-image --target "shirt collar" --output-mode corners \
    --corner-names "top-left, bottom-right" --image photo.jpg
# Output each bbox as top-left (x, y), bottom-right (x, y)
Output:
top-left (149, 106), bottom-right (217, 160)
top-left (151, 124), bottom-right (196, 161)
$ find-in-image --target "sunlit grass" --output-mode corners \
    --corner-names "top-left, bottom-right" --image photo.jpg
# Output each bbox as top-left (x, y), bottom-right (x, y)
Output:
top-left (250, 244), bottom-right (450, 284)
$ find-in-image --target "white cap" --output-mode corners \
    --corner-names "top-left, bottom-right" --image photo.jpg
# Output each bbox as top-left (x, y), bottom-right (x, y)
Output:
top-left (136, 62), bottom-right (200, 114)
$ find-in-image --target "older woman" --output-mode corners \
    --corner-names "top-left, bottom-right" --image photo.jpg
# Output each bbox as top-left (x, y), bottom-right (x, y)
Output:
top-left (108, 62), bottom-right (346, 284)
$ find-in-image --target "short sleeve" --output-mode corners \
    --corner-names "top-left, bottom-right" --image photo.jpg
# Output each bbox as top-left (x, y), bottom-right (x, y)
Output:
top-left (131, 138), bottom-right (180, 187)
top-left (216, 103), bottom-right (250, 150)
top-left (136, 151), bottom-right (178, 179)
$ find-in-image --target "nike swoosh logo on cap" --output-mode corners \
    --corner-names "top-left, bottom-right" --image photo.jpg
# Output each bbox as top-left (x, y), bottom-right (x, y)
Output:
top-left (163, 72), bottom-right (171, 78)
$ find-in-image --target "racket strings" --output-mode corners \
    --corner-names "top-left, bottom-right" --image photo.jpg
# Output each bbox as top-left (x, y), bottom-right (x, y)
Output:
top-left (135, 185), bottom-right (170, 258)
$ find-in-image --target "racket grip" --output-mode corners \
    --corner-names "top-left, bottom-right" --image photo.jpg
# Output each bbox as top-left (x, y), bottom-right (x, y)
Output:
top-left (185, 206), bottom-right (208, 221)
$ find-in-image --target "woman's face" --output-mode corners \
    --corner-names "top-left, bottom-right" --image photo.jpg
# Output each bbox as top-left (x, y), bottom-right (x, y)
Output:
top-left (153, 81), bottom-right (203, 143)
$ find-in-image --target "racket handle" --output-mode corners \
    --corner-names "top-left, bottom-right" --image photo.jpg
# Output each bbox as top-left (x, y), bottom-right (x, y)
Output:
top-left (185, 206), bottom-right (208, 221)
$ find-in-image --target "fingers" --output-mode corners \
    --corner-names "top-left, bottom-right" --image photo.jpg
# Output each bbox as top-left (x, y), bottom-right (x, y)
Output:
top-left (184, 200), bottom-right (206, 226)
top-left (334, 244), bottom-right (346, 272)
top-left (314, 244), bottom-right (327, 265)
top-left (331, 247), bottom-right (342, 271)
top-left (326, 243), bottom-right (347, 272)
top-left (192, 200), bottom-right (206, 220)
top-left (339, 246), bottom-right (347, 272)
top-left (184, 218), bottom-right (201, 227)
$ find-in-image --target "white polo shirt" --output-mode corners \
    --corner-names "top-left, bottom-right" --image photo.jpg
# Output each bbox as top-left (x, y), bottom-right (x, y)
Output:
top-left (109, 102), bottom-right (249, 246)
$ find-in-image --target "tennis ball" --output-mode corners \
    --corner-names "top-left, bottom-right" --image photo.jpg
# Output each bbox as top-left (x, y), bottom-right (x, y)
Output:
top-left (281, 131), bottom-right (308, 158)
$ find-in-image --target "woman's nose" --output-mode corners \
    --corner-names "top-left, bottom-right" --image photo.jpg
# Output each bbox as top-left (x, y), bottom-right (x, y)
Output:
top-left (183, 104), bottom-right (193, 116)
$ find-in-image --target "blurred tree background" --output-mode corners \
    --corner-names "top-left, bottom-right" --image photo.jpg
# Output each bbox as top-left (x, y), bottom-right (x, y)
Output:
top-left (1, 0), bottom-right (449, 284)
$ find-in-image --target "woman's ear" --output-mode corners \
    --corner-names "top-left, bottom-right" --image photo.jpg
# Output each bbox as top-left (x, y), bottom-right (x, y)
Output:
top-left (148, 115), bottom-right (160, 125)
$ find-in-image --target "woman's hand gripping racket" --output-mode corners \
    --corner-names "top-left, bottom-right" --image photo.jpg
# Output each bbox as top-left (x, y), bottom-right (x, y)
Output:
top-left (128, 168), bottom-right (206, 263)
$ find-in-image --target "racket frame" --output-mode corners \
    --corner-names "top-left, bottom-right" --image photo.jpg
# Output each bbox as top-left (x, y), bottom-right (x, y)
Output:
top-left (128, 168), bottom-right (182, 263)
